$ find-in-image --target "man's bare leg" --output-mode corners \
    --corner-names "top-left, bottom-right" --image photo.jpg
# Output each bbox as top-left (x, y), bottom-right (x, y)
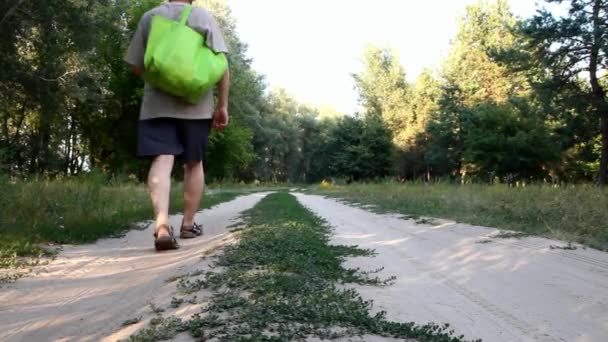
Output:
top-left (182, 161), bottom-right (204, 227)
top-left (148, 154), bottom-right (175, 238)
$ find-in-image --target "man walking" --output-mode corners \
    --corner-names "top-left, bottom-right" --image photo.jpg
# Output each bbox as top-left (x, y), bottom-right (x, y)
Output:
top-left (125, 0), bottom-right (229, 250)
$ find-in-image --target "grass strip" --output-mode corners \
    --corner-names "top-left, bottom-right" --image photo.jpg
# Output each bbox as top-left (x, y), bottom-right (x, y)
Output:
top-left (143, 192), bottom-right (476, 342)
top-left (313, 182), bottom-right (608, 251)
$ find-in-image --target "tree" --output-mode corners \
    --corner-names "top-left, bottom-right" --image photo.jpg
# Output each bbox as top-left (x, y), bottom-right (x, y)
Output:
top-left (1, 1), bottom-right (119, 176)
top-left (425, 0), bottom-right (532, 181)
top-left (403, 70), bottom-right (441, 180)
top-left (424, 84), bottom-right (468, 179)
top-left (462, 101), bottom-right (560, 182)
top-left (521, 0), bottom-right (608, 184)
top-left (307, 117), bottom-right (338, 182)
top-left (353, 46), bottom-right (410, 149)
top-left (443, 0), bottom-right (528, 106)
top-left (359, 116), bottom-right (394, 180)
top-left (206, 124), bottom-right (254, 180)
top-left (310, 115), bottom-right (393, 182)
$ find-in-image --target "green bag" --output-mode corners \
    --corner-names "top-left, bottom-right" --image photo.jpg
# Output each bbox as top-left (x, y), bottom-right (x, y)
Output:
top-left (144, 4), bottom-right (228, 104)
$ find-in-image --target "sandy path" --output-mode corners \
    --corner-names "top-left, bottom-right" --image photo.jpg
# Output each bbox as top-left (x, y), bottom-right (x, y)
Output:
top-left (0, 193), bottom-right (268, 342)
top-left (295, 193), bottom-right (608, 342)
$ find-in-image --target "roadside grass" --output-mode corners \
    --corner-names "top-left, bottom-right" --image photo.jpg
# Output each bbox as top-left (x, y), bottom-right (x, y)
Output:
top-left (312, 182), bottom-right (608, 251)
top-left (206, 180), bottom-right (306, 194)
top-left (0, 178), bottom-right (241, 269)
top-left (134, 192), bottom-right (475, 342)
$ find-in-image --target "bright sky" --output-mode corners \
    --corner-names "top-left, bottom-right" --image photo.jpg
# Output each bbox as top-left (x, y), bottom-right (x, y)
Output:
top-left (226, 0), bottom-right (544, 115)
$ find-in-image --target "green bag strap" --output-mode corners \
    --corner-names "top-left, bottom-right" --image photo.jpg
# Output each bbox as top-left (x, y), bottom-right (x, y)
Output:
top-left (179, 4), bottom-right (193, 25)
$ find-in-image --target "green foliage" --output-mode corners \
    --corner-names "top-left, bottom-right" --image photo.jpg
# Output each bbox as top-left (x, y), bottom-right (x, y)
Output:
top-left (462, 101), bottom-right (560, 181)
top-left (248, 89), bottom-right (319, 182)
top-left (354, 46), bottom-right (413, 149)
top-left (444, 0), bottom-right (526, 106)
top-left (206, 123), bottom-right (254, 181)
top-left (1, 0), bottom-right (116, 175)
top-left (324, 116), bottom-right (394, 182)
top-left (421, 1), bottom-right (533, 181)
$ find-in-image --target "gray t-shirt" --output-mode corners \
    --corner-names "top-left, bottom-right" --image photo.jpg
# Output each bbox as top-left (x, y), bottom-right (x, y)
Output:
top-left (125, 2), bottom-right (228, 120)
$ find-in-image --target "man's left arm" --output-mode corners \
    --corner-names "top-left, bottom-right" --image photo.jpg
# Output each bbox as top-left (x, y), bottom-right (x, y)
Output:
top-left (213, 67), bottom-right (230, 130)
top-left (205, 13), bottom-right (230, 130)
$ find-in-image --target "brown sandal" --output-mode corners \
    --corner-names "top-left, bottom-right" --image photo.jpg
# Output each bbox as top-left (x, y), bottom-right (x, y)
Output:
top-left (180, 222), bottom-right (203, 239)
top-left (154, 224), bottom-right (180, 251)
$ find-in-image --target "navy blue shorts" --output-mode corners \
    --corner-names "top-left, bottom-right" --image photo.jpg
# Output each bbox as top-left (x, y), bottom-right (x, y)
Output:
top-left (137, 118), bottom-right (213, 164)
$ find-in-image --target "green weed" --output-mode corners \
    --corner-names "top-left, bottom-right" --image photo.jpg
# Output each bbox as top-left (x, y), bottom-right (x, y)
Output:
top-left (164, 192), bottom-right (476, 342)
top-left (128, 317), bottom-right (185, 342)
top-left (149, 303), bottom-right (165, 315)
top-left (492, 231), bottom-right (530, 239)
top-left (121, 317), bottom-right (142, 327)
top-left (170, 297), bottom-right (185, 308)
top-left (550, 242), bottom-right (578, 250)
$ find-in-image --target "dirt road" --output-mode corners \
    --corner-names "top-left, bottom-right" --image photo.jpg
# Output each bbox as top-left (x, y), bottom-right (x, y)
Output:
top-left (295, 193), bottom-right (608, 342)
top-left (2, 191), bottom-right (607, 342)
top-left (0, 193), bottom-right (268, 342)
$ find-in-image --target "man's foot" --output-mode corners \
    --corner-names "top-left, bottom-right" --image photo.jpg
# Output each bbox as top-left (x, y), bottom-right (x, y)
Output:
top-left (154, 224), bottom-right (180, 251)
top-left (180, 222), bottom-right (203, 239)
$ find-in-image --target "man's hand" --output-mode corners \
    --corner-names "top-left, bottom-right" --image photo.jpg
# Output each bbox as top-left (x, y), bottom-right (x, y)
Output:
top-left (213, 106), bottom-right (229, 131)
top-left (132, 66), bottom-right (144, 78)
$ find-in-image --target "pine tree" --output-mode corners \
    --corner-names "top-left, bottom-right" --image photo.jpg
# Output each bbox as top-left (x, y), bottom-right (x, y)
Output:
top-left (522, 0), bottom-right (608, 184)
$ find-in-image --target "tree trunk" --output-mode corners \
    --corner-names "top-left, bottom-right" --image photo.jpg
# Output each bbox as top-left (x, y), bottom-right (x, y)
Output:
top-left (397, 150), bottom-right (404, 180)
top-left (10, 100), bottom-right (27, 145)
top-left (37, 105), bottom-right (52, 175)
top-left (2, 110), bottom-right (8, 139)
top-left (599, 113), bottom-right (608, 184)
top-left (590, 0), bottom-right (608, 185)
top-left (64, 114), bottom-right (73, 174)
